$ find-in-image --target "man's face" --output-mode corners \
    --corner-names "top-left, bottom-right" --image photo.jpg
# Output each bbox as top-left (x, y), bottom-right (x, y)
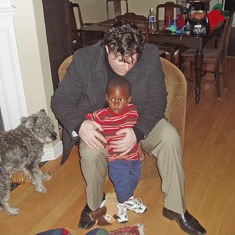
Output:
top-left (105, 46), bottom-right (137, 76)
top-left (105, 86), bottom-right (132, 115)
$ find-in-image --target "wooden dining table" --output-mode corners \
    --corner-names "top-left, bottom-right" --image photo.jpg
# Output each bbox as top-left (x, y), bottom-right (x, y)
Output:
top-left (81, 19), bottom-right (224, 104)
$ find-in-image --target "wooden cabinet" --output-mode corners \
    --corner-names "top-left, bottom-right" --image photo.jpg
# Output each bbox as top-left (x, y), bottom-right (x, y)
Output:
top-left (42, 0), bottom-right (74, 91)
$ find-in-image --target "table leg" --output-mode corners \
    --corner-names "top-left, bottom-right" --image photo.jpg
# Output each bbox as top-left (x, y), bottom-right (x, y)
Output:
top-left (195, 49), bottom-right (203, 104)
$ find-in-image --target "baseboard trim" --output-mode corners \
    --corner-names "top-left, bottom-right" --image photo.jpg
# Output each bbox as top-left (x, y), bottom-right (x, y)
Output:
top-left (41, 141), bottom-right (63, 162)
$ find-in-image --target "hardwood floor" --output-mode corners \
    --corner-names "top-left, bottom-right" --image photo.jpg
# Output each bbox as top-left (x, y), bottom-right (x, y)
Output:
top-left (1, 58), bottom-right (235, 235)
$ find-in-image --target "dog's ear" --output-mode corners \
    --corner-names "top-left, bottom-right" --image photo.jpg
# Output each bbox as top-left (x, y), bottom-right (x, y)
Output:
top-left (40, 109), bottom-right (46, 113)
top-left (28, 116), bottom-right (38, 126)
top-left (20, 116), bottom-right (29, 125)
top-left (21, 116), bottom-right (38, 128)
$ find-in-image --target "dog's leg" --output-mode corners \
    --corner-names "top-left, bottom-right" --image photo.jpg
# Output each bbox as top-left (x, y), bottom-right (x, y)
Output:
top-left (23, 166), bottom-right (48, 193)
top-left (41, 172), bottom-right (52, 181)
top-left (27, 165), bottom-right (51, 181)
top-left (0, 172), bottom-right (21, 216)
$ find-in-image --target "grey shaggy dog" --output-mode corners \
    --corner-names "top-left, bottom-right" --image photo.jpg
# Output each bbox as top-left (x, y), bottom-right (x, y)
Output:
top-left (0, 109), bottom-right (57, 216)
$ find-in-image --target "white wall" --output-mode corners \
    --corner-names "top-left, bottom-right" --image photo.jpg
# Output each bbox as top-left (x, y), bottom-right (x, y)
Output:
top-left (8, 0), bottom-right (62, 161)
top-left (75, 0), bottom-right (166, 23)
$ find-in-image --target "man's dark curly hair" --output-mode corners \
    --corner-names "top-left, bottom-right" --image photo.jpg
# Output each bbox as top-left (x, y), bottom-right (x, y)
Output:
top-left (102, 19), bottom-right (145, 63)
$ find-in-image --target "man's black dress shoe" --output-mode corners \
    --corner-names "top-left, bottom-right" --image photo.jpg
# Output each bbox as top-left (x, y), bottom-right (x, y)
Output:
top-left (78, 194), bottom-right (106, 230)
top-left (163, 207), bottom-right (207, 235)
top-left (78, 204), bottom-right (96, 230)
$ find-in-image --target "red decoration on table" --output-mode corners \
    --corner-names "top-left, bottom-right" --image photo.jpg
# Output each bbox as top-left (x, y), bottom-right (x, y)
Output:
top-left (208, 10), bottom-right (225, 28)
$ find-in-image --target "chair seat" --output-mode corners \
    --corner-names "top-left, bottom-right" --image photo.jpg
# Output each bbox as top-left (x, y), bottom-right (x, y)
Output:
top-left (157, 43), bottom-right (181, 65)
top-left (158, 43), bottom-right (180, 51)
top-left (181, 48), bottom-right (218, 62)
top-left (159, 49), bottom-right (166, 58)
top-left (158, 43), bottom-right (181, 55)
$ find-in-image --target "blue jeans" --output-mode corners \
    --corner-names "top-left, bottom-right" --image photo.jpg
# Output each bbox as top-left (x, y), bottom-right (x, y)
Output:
top-left (108, 159), bottom-right (142, 203)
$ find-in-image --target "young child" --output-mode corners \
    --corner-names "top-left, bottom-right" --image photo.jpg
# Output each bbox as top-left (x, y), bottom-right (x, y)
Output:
top-left (86, 76), bottom-right (147, 223)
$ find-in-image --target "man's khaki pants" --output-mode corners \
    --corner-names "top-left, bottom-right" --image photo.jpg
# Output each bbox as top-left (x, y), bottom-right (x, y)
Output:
top-left (79, 118), bottom-right (186, 214)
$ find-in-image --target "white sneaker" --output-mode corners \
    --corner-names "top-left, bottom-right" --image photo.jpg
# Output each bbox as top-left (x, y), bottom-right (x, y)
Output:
top-left (124, 196), bottom-right (147, 214)
top-left (117, 203), bottom-right (128, 223)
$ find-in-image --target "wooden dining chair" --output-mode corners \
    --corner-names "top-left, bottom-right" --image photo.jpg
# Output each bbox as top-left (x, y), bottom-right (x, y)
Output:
top-left (68, 2), bottom-right (84, 50)
top-left (69, 2), bottom-right (101, 50)
top-left (181, 12), bottom-right (234, 98)
top-left (106, 0), bottom-right (128, 19)
top-left (115, 12), bottom-right (149, 43)
top-left (155, 2), bottom-right (184, 65)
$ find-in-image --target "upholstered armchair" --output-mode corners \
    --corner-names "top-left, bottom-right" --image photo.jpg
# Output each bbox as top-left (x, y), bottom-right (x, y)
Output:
top-left (57, 55), bottom-right (187, 180)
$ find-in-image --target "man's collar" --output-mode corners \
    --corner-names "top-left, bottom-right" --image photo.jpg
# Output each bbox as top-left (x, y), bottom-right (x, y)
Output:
top-left (93, 42), bottom-right (107, 72)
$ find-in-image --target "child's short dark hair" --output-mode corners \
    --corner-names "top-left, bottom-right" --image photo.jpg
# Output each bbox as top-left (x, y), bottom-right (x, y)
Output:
top-left (106, 76), bottom-right (131, 96)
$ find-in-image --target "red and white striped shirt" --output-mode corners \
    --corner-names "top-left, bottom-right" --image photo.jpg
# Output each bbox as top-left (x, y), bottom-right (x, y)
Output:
top-left (86, 104), bottom-right (139, 161)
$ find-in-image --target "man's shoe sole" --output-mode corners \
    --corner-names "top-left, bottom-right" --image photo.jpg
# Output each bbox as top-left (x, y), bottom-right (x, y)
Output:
top-left (78, 220), bottom-right (95, 230)
top-left (163, 208), bottom-right (207, 235)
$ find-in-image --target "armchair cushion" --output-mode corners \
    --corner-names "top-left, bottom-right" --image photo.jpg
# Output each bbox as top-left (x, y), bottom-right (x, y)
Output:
top-left (140, 57), bottom-right (187, 180)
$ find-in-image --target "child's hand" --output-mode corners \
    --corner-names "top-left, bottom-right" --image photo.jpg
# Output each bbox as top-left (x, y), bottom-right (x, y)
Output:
top-left (95, 129), bottom-right (107, 148)
top-left (138, 142), bottom-right (145, 161)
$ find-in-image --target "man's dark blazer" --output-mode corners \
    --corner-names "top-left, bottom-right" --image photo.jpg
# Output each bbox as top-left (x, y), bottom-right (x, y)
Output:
top-left (51, 41), bottom-right (167, 164)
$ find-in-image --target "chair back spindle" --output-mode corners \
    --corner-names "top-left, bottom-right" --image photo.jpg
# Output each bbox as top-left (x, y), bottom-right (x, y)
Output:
top-left (68, 1), bottom-right (101, 49)
top-left (106, 0), bottom-right (128, 19)
top-left (214, 13), bottom-right (233, 63)
top-left (69, 2), bottom-right (83, 50)
top-left (222, 12), bottom-right (234, 58)
top-left (115, 12), bottom-right (149, 42)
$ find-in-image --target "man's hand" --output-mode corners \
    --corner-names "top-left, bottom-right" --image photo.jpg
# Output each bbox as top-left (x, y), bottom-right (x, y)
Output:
top-left (110, 128), bottom-right (137, 156)
top-left (79, 120), bottom-right (107, 150)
